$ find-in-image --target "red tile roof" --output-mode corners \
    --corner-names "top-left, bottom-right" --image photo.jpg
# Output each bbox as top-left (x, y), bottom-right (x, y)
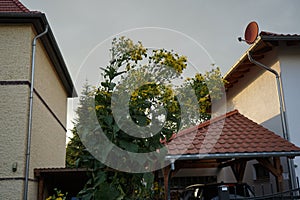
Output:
top-left (0, 0), bottom-right (30, 12)
top-left (167, 110), bottom-right (300, 156)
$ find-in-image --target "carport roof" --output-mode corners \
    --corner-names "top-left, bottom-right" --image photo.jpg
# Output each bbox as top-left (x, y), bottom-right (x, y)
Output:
top-left (166, 110), bottom-right (300, 160)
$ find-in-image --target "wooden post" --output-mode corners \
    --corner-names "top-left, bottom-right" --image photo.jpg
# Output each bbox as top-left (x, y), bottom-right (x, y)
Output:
top-left (162, 166), bottom-right (171, 200)
top-left (37, 176), bottom-right (44, 200)
top-left (274, 157), bottom-right (284, 192)
top-left (230, 160), bottom-right (247, 182)
top-left (257, 157), bottom-right (283, 192)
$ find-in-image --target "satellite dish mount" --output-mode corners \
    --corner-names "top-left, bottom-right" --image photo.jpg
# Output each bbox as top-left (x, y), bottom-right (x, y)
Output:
top-left (238, 21), bottom-right (259, 44)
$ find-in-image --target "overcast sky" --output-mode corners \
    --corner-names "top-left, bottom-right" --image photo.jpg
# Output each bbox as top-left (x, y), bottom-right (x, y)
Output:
top-left (21, 0), bottom-right (300, 135)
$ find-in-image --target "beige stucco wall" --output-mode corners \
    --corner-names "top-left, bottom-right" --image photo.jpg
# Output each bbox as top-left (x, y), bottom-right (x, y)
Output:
top-left (29, 25), bottom-right (68, 178)
top-left (33, 28), bottom-right (68, 125)
top-left (30, 94), bottom-right (67, 178)
top-left (226, 49), bottom-right (281, 126)
top-left (0, 85), bottom-right (29, 180)
top-left (0, 180), bottom-right (24, 200)
top-left (0, 24), bottom-right (69, 199)
top-left (0, 25), bottom-right (32, 200)
top-left (0, 25), bottom-right (31, 81)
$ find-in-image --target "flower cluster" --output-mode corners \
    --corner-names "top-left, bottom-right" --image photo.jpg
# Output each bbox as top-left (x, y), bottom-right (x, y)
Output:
top-left (151, 49), bottom-right (187, 74)
top-left (46, 188), bottom-right (68, 200)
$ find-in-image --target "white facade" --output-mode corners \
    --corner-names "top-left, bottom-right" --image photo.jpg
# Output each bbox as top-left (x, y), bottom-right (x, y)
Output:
top-left (279, 44), bottom-right (300, 177)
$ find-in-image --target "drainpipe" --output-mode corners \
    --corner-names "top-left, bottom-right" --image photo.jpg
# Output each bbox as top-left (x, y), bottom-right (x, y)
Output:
top-left (167, 160), bottom-right (175, 200)
top-left (23, 25), bottom-right (49, 200)
top-left (247, 51), bottom-right (297, 190)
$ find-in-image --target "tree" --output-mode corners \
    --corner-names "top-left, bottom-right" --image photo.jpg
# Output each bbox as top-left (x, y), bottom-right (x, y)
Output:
top-left (67, 37), bottom-right (225, 199)
top-left (66, 83), bottom-right (94, 168)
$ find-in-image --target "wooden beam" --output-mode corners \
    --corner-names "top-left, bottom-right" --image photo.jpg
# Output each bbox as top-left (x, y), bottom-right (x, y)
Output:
top-left (219, 158), bottom-right (251, 168)
top-left (274, 157), bottom-right (284, 192)
top-left (230, 160), bottom-right (247, 183)
top-left (253, 46), bottom-right (273, 55)
top-left (37, 176), bottom-right (44, 200)
top-left (162, 166), bottom-right (175, 200)
top-left (257, 157), bottom-right (283, 192)
top-left (176, 161), bottom-right (219, 169)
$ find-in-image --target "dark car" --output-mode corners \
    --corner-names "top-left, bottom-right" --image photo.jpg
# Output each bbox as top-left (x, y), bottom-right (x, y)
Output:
top-left (181, 182), bottom-right (255, 200)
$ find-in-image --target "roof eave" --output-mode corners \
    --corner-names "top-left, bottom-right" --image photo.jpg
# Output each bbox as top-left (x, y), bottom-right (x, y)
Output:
top-left (0, 12), bottom-right (77, 97)
top-left (261, 35), bottom-right (300, 41)
top-left (224, 34), bottom-right (300, 81)
top-left (166, 151), bottom-right (300, 161)
top-left (224, 37), bottom-right (262, 80)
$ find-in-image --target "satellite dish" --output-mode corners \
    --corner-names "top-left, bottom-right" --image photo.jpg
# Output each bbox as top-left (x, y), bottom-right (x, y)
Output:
top-left (244, 21), bottom-right (259, 44)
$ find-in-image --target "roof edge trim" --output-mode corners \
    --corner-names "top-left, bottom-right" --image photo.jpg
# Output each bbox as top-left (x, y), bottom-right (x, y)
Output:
top-left (224, 36), bottom-right (262, 80)
top-left (166, 151), bottom-right (300, 161)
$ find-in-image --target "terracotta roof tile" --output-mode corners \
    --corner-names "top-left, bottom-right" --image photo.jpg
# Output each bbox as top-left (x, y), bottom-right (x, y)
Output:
top-left (0, 0), bottom-right (30, 12)
top-left (167, 110), bottom-right (300, 156)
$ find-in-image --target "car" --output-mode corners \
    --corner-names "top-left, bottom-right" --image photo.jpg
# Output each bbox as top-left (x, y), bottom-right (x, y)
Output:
top-left (180, 182), bottom-right (255, 200)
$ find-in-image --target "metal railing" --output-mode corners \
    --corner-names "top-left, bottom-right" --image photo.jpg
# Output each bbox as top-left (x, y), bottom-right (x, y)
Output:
top-left (231, 188), bottom-right (300, 200)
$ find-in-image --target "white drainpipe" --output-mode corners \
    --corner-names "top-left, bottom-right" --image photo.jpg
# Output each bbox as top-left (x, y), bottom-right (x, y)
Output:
top-left (23, 25), bottom-right (49, 200)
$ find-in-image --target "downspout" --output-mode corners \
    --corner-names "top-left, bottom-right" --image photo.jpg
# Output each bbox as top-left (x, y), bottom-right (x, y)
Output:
top-left (167, 160), bottom-right (175, 200)
top-left (23, 25), bottom-right (49, 200)
top-left (247, 51), bottom-right (296, 190)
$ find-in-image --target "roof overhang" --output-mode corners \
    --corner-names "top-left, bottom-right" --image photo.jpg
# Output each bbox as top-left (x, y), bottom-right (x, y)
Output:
top-left (224, 33), bottom-right (300, 90)
top-left (0, 12), bottom-right (77, 97)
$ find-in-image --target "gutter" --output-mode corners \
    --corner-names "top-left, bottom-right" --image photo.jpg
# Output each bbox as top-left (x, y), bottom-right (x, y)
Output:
top-left (165, 151), bottom-right (300, 161)
top-left (260, 35), bottom-right (300, 41)
top-left (23, 25), bottom-right (49, 200)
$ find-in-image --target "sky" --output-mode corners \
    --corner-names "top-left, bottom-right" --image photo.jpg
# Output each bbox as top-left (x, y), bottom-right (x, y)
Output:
top-left (21, 0), bottom-right (300, 135)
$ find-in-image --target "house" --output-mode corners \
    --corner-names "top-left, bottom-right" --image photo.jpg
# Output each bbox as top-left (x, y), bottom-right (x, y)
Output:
top-left (224, 25), bottom-right (300, 191)
top-left (0, 0), bottom-right (76, 199)
top-left (162, 24), bottom-right (300, 199)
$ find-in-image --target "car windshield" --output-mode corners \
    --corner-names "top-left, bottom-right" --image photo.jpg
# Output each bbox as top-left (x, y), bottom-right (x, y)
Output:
top-left (181, 183), bottom-right (255, 200)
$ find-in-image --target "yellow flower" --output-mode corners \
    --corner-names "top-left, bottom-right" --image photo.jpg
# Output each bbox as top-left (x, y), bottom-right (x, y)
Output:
top-left (95, 105), bottom-right (105, 110)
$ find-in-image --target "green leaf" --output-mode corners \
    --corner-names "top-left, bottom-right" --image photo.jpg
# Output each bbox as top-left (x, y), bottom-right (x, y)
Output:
top-left (143, 173), bottom-right (154, 190)
top-left (95, 183), bottom-right (121, 200)
top-left (119, 140), bottom-right (139, 152)
top-left (94, 171), bottom-right (107, 187)
top-left (104, 116), bottom-right (113, 126)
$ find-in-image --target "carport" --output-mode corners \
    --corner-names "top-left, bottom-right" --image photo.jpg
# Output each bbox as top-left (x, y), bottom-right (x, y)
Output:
top-left (163, 110), bottom-right (300, 200)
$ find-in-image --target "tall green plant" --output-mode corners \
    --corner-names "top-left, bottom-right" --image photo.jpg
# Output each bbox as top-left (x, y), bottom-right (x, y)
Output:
top-left (68, 37), bottom-right (225, 200)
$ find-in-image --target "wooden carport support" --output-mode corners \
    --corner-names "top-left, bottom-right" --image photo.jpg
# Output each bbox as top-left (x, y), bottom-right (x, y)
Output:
top-left (162, 156), bottom-right (285, 200)
top-left (256, 157), bottom-right (284, 192)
